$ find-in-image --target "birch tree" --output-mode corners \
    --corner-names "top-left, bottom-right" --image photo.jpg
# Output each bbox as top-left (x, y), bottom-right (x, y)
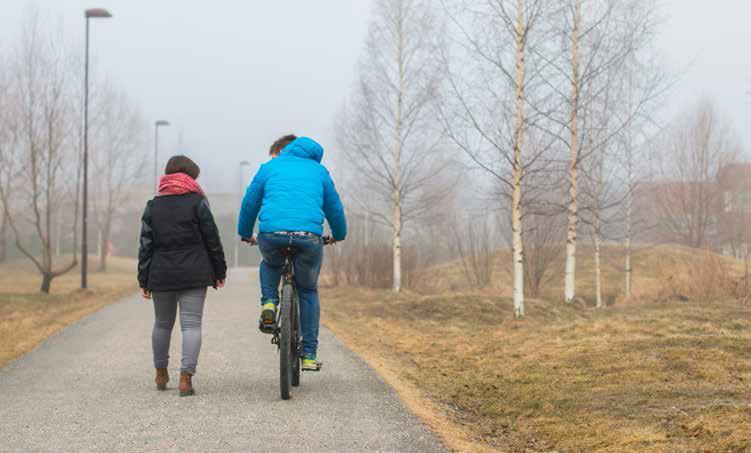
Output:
top-left (562, 0), bottom-right (583, 303)
top-left (337, 0), bottom-right (448, 293)
top-left (556, 0), bottom-right (663, 302)
top-left (439, 0), bottom-right (553, 317)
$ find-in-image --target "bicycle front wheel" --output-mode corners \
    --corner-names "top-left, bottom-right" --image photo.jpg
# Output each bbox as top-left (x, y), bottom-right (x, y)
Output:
top-left (279, 282), bottom-right (294, 400)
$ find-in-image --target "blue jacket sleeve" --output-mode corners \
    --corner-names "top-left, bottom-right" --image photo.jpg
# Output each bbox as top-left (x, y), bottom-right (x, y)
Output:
top-left (322, 170), bottom-right (347, 241)
top-left (237, 165), bottom-right (268, 238)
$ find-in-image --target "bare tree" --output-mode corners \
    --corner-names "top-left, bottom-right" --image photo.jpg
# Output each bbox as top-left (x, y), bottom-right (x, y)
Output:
top-left (652, 99), bottom-right (740, 249)
top-left (450, 213), bottom-right (496, 288)
top-left (0, 55), bottom-right (13, 262)
top-left (554, 0), bottom-right (660, 303)
top-left (439, 0), bottom-right (555, 317)
top-left (89, 83), bottom-right (147, 271)
top-left (337, 0), bottom-right (449, 293)
top-left (0, 14), bottom-right (79, 292)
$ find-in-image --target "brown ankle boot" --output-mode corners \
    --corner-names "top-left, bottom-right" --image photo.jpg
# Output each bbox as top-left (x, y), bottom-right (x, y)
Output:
top-left (179, 371), bottom-right (194, 397)
top-left (155, 368), bottom-right (169, 391)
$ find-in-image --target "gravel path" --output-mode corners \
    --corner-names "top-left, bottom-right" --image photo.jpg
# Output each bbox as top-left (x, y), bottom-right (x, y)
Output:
top-left (0, 269), bottom-right (445, 452)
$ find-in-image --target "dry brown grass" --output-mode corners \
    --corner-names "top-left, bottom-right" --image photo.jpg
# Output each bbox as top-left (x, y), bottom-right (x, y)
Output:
top-left (321, 287), bottom-right (751, 452)
top-left (0, 256), bottom-right (137, 368)
top-left (410, 244), bottom-right (747, 305)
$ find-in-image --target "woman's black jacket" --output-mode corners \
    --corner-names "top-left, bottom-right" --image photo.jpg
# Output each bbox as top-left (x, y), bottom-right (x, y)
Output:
top-left (138, 192), bottom-right (227, 292)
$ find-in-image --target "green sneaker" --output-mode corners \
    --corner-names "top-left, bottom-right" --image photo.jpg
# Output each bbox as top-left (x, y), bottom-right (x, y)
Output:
top-left (301, 355), bottom-right (322, 371)
top-left (259, 301), bottom-right (277, 334)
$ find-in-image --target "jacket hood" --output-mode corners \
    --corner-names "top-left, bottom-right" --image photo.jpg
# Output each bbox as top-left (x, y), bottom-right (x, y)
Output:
top-left (282, 137), bottom-right (324, 163)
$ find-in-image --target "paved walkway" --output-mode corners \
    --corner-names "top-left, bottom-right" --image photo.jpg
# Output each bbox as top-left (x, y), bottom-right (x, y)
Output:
top-left (0, 269), bottom-right (445, 452)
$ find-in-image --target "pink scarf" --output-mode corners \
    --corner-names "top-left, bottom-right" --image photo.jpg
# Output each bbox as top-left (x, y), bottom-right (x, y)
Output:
top-left (158, 173), bottom-right (205, 197)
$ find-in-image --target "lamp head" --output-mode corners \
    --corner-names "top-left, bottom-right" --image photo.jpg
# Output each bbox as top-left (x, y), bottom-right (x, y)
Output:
top-left (85, 9), bottom-right (112, 19)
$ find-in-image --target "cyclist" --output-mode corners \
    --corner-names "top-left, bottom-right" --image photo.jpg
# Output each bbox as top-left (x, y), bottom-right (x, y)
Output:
top-left (238, 135), bottom-right (347, 371)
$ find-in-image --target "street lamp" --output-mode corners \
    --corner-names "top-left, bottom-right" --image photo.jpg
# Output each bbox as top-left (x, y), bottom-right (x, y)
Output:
top-left (234, 160), bottom-right (252, 268)
top-left (81, 8), bottom-right (112, 290)
top-left (154, 120), bottom-right (170, 192)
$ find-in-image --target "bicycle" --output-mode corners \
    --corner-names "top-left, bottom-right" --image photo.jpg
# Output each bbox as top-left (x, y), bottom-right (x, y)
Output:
top-left (248, 234), bottom-right (334, 400)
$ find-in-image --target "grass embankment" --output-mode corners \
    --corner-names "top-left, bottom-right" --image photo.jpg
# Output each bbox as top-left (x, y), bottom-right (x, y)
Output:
top-left (411, 244), bottom-right (747, 305)
top-left (321, 246), bottom-right (751, 451)
top-left (0, 257), bottom-right (137, 368)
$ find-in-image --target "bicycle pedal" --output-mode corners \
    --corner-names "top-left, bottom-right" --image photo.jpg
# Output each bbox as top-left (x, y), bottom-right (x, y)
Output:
top-left (258, 319), bottom-right (276, 334)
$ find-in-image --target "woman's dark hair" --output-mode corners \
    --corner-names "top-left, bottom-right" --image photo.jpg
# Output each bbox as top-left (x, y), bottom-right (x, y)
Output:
top-left (165, 155), bottom-right (200, 179)
top-left (269, 134), bottom-right (297, 156)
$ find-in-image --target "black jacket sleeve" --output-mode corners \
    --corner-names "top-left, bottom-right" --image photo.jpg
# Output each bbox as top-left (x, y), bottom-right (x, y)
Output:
top-left (137, 201), bottom-right (154, 289)
top-left (197, 198), bottom-right (227, 281)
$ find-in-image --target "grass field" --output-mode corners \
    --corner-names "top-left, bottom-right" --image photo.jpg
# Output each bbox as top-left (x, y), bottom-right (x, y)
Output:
top-left (321, 246), bottom-right (751, 452)
top-left (0, 256), bottom-right (137, 368)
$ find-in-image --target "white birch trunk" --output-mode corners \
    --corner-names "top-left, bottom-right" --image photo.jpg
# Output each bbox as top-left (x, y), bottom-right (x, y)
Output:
top-left (511, 0), bottom-right (526, 318)
top-left (564, 0), bottom-right (582, 303)
top-left (625, 145), bottom-right (633, 298)
top-left (392, 11), bottom-right (404, 293)
top-left (625, 75), bottom-right (634, 298)
top-left (594, 230), bottom-right (602, 308)
top-left (393, 202), bottom-right (402, 292)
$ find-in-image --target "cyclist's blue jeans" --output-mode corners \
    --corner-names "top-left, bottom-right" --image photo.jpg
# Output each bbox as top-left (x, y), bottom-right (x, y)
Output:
top-left (257, 232), bottom-right (323, 357)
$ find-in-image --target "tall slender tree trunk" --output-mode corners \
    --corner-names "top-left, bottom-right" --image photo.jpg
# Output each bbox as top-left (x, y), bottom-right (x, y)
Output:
top-left (625, 140), bottom-right (633, 298)
top-left (594, 230), bottom-right (602, 307)
top-left (564, 0), bottom-right (581, 303)
top-left (392, 9), bottom-right (405, 293)
top-left (511, 0), bottom-right (526, 318)
top-left (393, 202), bottom-right (402, 292)
top-left (624, 74), bottom-right (634, 298)
top-left (594, 145), bottom-right (604, 308)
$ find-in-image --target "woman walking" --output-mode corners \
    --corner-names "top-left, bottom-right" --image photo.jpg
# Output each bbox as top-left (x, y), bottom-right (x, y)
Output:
top-left (138, 155), bottom-right (227, 396)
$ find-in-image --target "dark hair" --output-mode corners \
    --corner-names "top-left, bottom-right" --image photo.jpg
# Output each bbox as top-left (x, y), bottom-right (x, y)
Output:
top-left (269, 134), bottom-right (297, 156)
top-left (165, 155), bottom-right (200, 179)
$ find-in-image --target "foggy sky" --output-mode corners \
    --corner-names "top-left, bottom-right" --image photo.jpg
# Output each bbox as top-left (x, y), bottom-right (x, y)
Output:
top-left (1, 0), bottom-right (749, 193)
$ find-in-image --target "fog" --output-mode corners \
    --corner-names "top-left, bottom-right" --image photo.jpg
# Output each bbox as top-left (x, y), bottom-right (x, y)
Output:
top-left (1, 0), bottom-right (748, 194)
top-left (0, 1), bottom-right (372, 193)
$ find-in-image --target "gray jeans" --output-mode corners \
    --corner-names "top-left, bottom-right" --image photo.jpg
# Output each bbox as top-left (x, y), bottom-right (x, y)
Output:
top-left (152, 287), bottom-right (207, 375)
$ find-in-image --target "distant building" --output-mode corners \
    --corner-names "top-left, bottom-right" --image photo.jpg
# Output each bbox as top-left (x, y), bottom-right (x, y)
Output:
top-left (634, 162), bottom-right (750, 257)
top-left (717, 163), bottom-right (751, 258)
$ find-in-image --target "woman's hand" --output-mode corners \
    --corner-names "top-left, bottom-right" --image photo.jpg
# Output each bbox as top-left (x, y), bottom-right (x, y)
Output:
top-left (141, 288), bottom-right (152, 300)
top-left (216, 279), bottom-right (226, 288)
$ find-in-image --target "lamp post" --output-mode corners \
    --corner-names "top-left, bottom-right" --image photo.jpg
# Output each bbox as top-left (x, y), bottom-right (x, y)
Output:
top-left (154, 120), bottom-right (170, 192)
top-left (82, 8), bottom-right (112, 290)
top-left (234, 160), bottom-right (251, 268)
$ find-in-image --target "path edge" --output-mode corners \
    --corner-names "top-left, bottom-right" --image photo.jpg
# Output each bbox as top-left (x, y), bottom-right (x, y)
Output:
top-left (323, 319), bottom-right (491, 453)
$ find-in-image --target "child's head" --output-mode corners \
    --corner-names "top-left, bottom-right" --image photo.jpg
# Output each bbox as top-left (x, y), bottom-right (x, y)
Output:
top-left (165, 155), bottom-right (200, 179)
top-left (269, 134), bottom-right (297, 158)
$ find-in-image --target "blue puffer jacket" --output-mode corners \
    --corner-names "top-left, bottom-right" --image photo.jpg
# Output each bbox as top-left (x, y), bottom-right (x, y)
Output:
top-left (237, 137), bottom-right (347, 241)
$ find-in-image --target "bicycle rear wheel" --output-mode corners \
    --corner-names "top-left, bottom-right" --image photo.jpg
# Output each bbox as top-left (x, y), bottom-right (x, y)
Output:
top-left (279, 282), bottom-right (294, 400)
top-left (291, 292), bottom-right (301, 387)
